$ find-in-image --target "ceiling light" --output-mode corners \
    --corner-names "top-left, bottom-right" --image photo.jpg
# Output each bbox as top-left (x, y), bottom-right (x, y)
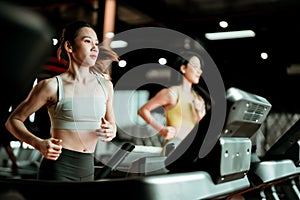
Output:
top-left (52, 38), bottom-right (58, 45)
top-left (260, 52), bottom-right (268, 60)
top-left (118, 60), bottom-right (127, 67)
top-left (110, 40), bottom-right (128, 48)
top-left (205, 30), bottom-right (255, 40)
top-left (105, 32), bottom-right (115, 39)
top-left (158, 58), bottom-right (167, 65)
top-left (219, 21), bottom-right (228, 28)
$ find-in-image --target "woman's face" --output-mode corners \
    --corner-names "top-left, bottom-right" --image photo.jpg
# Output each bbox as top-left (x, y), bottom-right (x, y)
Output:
top-left (71, 27), bottom-right (99, 67)
top-left (183, 56), bottom-right (203, 84)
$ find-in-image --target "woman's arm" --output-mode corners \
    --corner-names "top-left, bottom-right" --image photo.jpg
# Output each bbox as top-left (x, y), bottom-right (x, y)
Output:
top-left (5, 78), bottom-right (62, 160)
top-left (193, 95), bottom-right (206, 122)
top-left (100, 80), bottom-right (117, 142)
top-left (138, 87), bottom-right (177, 139)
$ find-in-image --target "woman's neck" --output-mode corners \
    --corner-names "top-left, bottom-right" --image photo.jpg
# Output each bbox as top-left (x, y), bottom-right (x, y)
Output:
top-left (66, 63), bottom-right (93, 83)
top-left (181, 77), bottom-right (192, 92)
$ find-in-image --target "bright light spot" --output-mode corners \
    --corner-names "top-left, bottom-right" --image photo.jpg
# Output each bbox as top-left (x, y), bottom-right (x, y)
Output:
top-left (158, 58), bottom-right (167, 65)
top-left (32, 78), bottom-right (38, 88)
top-left (146, 69), bottom-right (171, 79)
top-left (27, 78), bottom-right (38, 122)
top-left (261, 52), bottom-right (268, 60)
top-left (219, 21), bottom-right (228, 28)
top-left (205, 30), bottom-right (255, 40)
top-left (22, 142), bottom-right (34, 149)
top-left (110, 40), bottom-right (128, 48)
top-left (10, 141), bottom-right (21, 148)
top-left (184, 38), bottom-right (191, 49)
top-left (52, 38), bottom-right (58, 46)
top-left (118, 60), bottom-right (127, 67)
top-left (105, 32), bottom-right (115, 39)
top-left (29, 112), bottom-right (35, 123)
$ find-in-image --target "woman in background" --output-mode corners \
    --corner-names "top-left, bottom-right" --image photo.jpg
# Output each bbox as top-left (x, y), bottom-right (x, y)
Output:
top-left (138, 51), bottom-right (207, 155)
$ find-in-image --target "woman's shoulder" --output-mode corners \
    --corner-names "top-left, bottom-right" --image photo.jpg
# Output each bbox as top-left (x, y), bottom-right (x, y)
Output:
top-left (170, 85), bottom-right (181, 90)
top-left (36, 76), bottom-right (58, 93)
top-left (169, 85), bottom-right (181, 94)
top-left (158, 85), bottom-right (179, 99)
top-left (95, 74), bottom-right (113, 88)
top-left (103, 78), bottom-right (113, 90)
top-left (41, 76), bottom-right (58, 85)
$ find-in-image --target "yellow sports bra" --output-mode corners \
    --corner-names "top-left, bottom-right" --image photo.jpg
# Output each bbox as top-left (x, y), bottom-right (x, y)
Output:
top-left (165, 86), bottom-right (199, 129)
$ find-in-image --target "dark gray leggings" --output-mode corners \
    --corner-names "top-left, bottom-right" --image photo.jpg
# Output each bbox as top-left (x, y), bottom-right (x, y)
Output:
top-left (38, 148), bottom-right (94, 181)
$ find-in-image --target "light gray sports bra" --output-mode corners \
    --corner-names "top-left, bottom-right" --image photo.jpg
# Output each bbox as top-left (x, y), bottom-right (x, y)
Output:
top-left (48, 75), bottom-right (107, 130)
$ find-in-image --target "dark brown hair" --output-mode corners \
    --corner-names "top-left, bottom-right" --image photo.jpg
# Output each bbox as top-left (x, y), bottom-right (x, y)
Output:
top-left (57, 20), bottom-right (119, 80)
top-left (57, 20), bottom-right (94, 62)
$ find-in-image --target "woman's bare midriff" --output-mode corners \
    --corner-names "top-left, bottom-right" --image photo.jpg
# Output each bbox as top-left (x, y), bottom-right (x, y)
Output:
top-left (52, 129), bottom-right (99, 153)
